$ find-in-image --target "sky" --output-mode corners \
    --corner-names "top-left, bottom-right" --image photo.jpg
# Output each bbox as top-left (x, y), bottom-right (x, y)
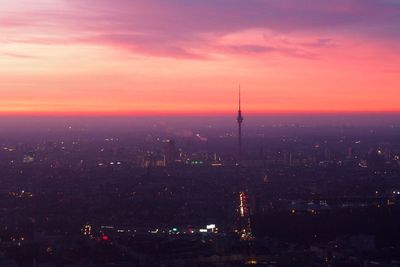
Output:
top-left (1, 0), bottom-right (400, 116)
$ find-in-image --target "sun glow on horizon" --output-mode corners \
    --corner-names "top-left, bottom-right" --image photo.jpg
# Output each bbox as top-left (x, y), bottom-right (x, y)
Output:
top-left (1, 0), bottom-right (399, 115)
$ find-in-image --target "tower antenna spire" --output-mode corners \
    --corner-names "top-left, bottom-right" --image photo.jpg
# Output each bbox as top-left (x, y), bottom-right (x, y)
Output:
top-left (239, 84), bottom-right (241, 111)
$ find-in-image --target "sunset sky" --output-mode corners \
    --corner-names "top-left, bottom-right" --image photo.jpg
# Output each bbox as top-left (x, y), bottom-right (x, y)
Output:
top-left (1, 0), bottom-right (400, 115)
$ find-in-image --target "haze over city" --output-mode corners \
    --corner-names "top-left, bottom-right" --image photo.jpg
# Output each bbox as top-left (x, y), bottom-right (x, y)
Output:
top-left (1, 1), bottom-right (400, 267)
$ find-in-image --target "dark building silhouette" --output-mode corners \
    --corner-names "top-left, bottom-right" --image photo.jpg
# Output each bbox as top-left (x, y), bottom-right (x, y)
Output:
top-left (162, 139), bottom-right (176, 166)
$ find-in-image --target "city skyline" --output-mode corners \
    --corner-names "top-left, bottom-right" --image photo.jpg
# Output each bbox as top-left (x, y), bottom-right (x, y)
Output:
top-left (2, 2), bottom-right (400, 266)
top-left (1, 0), bottom-right (400, 115)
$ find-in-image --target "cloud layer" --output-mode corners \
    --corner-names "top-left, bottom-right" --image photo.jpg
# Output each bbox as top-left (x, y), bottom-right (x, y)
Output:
top-left (1, 0), bottom-right (400, 114)
top-left (2, 0), bottom-right (400, 58)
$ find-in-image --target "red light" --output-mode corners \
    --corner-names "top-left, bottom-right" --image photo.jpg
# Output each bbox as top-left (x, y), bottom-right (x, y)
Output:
top-left (102, 235), bottom-right (109, 241)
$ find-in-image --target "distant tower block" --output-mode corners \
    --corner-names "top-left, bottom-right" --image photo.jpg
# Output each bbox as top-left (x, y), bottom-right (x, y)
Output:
top-left (237, 85), bottom-right (244, 164)
top-left (238, 191), bottom-right (253, 240)
top-left (162, 139), bottom-right (176, 166)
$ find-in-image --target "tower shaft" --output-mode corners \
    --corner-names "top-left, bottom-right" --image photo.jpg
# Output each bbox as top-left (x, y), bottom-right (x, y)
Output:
top-left (237, 86), bottom-right (243, 163)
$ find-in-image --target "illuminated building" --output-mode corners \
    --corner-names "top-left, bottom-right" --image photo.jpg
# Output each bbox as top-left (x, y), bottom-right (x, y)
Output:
top-left (238, 191), bottom-right (253, 240)
top-left (82, 224), bottom-right (92, 236)
top-left (23, 155), bottom-right (35, 163)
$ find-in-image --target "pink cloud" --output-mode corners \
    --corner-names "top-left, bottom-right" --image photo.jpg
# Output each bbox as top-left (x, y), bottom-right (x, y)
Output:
top-left (1, 0), bottom-right (399, 59)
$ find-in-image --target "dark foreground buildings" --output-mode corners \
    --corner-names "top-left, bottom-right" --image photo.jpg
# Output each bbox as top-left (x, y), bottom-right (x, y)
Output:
top-left (0, 114), bottom-right (400, 266)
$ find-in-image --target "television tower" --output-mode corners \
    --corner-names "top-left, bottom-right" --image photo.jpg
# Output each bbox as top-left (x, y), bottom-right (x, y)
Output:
top-left (237, 85), bottom-right (244, 163)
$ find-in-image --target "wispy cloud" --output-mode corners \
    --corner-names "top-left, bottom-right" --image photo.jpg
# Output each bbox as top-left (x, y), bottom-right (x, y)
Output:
top-left (0, 52), bottom-right (35, 59)
top-left (1, 0), bottom-right (399, 59)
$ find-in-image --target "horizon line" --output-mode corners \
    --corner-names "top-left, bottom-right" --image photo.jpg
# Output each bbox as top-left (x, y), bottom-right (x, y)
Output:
top-left (1, 110), bottom-right (400, 118)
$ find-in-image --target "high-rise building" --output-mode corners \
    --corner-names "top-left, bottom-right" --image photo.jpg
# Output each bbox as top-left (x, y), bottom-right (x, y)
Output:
top-left (238, 191), bottom-right (253, 240)
top-left (162, 139), bottom-right (176, 166)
